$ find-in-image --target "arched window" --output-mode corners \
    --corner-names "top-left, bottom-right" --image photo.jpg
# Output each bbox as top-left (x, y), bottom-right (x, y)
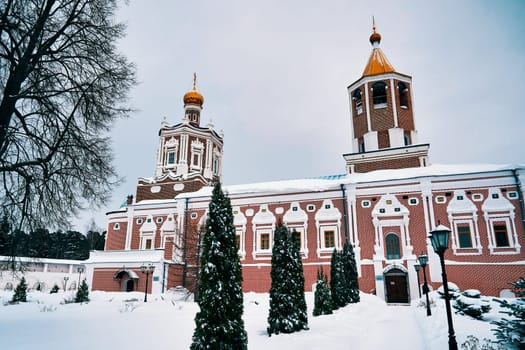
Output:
top-left (372, 81), bottom-right (387, 106)
top-left (398, 82), bottom-right (409, 108)
top-left (385, 233), bottom-right (401, 260)
top-left (352, 89), bottom-right (362, 114)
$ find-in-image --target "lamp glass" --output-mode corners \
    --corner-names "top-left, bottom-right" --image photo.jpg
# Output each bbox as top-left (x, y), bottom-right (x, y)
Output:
top-left (141, 265), bottom-right (146, 273)
top-left (418, 254), bottom-right (428, 267)
top-left (150, 265), bottom-right (155, 272)
top-left (430, 229), bottom-right (450, 252)
top-left (414, 264), bottom-right (420, 272)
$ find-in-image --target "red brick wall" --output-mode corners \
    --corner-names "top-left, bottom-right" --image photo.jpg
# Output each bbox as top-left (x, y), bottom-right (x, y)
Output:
top-left (92, 268), bottom-right (151, 293)
top-left (352, 156), bottom-right (421, 173)
top-left (105, 221), bottom-right (127, 250)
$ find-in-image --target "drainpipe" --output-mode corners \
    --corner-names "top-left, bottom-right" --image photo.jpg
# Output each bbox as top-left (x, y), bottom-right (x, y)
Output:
top-left (340, 184), bottom-right (349, 244)
top-left (182, 197), bottom-right (189, 288)
top-left (161, 261), bottom-right (166, 293)
top-left (512, 169), bottom-right (525, 232)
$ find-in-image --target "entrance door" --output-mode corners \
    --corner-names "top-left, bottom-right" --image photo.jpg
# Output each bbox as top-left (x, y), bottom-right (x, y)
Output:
top-left (384, 268), bottom-right (409, 303)
top-left (125, 279), bottom-right (134, 292)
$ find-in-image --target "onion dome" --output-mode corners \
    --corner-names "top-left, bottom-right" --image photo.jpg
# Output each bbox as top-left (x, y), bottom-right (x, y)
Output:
top-left (183, 73), bottom-right (204, 107)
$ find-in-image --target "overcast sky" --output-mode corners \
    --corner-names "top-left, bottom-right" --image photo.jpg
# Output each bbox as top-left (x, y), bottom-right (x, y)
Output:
top-left (74, 0), bottom-right (525, 231)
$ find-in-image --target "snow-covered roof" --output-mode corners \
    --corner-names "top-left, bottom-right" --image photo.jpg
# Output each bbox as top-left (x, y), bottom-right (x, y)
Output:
top-left (85, 249), bottom-right (165, 264)
top-left (0, 255), bottom-right (85, 265)
top-left (176, 163), bottom-right (524, 199)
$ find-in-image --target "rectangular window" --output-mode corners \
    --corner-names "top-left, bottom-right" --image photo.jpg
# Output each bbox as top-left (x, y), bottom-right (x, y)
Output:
top-left (145, 239), bottom-right (152, 250)
top-left (292, 230), bottom-right (302, 249)
top-left (457, 226), bottom-right (472, 248)
top-left (236, 234), bottom-right (240, 250)
top-left (324, 230), bottom-right (335, 248)
top-left (260, 233), bottom-right (270, 250)
top-left (167, 151), bottom-right (176, 165)
top-left (494, 224), bottom-right (509, 247)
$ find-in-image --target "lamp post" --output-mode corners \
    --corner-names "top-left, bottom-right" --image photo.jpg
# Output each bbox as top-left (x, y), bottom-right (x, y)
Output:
top-left (77, 266), bottom-right (84, 289)
top-left (63, 276), bottom-right (69, 292)
top-left (429, 224), bottom-right (458, 350)
top-left (418, 253), bottom-right (431, 316)
top-left (413, 262), bottom-right (421, 298)
top-left (140, 264), bottom-right (155, 302)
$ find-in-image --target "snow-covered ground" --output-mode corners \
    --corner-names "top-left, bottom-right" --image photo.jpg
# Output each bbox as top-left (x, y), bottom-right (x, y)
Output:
top-left (0, 289), bottom-right (506, 349)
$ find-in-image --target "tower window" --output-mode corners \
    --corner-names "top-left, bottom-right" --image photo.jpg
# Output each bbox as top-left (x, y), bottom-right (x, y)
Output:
top-left (404, 134), bottom-right (411, 146)
top-left (398, 82), bottom-right (409, 108)
top-left (167, 151), bottom-right (176, 165)
top-left (385, 233), bottom-right (401, 260)
top-left (359, 140), bottom-right (365, 153)
top-left (353, 89), bottom-right (363, 115)
top-left (372, 81), bottom-right (387, 107)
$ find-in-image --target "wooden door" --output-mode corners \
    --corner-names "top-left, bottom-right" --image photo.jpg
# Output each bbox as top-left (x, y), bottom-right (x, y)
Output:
top-left (385, 269), bottom-right (409, 303)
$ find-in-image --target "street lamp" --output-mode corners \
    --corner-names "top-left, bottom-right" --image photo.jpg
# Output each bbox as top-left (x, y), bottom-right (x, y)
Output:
top-left (77, 266), bottom-right (84, 290)
top-left (429, 224), bottom-right (458, 350)
top-left (418, 253), bottom-right (431, 316)
top-left (63, 276), bottom-right (69, 291)
top-left (140, 264), bottom-right (155, 302)
top-left (413, 262), bottom-right (421, 298)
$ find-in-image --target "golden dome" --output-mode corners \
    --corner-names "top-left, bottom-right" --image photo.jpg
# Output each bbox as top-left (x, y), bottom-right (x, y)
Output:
top-left (183, 73), bottom-right (204, 107)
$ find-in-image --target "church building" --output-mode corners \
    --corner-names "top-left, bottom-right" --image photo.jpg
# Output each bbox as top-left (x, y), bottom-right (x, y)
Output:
top-left (86, 26), bottom-right (525, 303)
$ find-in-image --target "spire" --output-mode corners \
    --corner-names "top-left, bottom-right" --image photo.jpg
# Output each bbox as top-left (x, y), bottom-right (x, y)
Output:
top-left (362, 18), bottom-right (395, 77)
top-left (193, 72), bottom-right (197, 90)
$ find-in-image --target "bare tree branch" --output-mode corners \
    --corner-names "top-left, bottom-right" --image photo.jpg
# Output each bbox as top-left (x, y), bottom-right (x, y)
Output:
top-left (0, 0), bottom-right (136, 234)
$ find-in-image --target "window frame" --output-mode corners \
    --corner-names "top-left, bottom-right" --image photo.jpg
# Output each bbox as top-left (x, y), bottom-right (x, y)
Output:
top-left (385, 233), bottom-right (401, 260)
top-left (372, 81), bottom-right (387, 108)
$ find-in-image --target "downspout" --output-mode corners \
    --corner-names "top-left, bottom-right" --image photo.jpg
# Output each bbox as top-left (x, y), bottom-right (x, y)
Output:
top-left (340, 184), bottom-right (349, 244)
top-left (512, 169), bottom-right (525, 232)
top-left (182, 197), bottom-right (189, 288)
top-left (161, 261), bottom-right (167, 293)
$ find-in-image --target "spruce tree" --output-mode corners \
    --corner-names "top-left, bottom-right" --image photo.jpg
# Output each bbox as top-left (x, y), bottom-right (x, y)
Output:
top-left (191, 183), bottom-right (247, 350)
top-left (12, 277), bottom-right (27, 302)
top-left (313, 267), bottom-right (333, 316)
top-left (267, 223), bottom-right (308, 335)
top-left (330, 249), bottom-right (346, 309)
top-left (342, 242), bottom-right (360, 304)
top-left (492, 277), bottom-right (525, 348)
top-left (75, 279), bottom-right (90, 303)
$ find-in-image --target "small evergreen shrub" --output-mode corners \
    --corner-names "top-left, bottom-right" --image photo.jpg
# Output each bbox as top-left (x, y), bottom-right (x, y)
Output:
top-left (12, 277), bottom-right (28, 303)
top-left (313, 267), bottom-right (333, 316)
top-left (50, 284), bottom-right (59, 294)
top-left (75, 279), bottom-right (90, 303)
top-left (437, 282), bottom-right (460, 300)
top-left (492, 278), bottom-right (525, 349)
top-left (454, 293), bottom-right (491, 320)
top-left (460, 335), bottom-right (506, 350)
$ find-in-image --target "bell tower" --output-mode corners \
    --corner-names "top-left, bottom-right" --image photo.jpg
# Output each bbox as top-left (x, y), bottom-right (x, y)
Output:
top-left (134, 74), bottom-right (224, 202)
top-left (344, 22), bottom-right (429, 173)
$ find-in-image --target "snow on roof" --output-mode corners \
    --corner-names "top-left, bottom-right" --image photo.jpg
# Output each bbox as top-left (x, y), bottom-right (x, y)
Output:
top-left (85, 249), bottom-right (165, 264)
top-left (0, 255), bottom-right (85, 265)
top-left (176, 163), bottom-right (524, 199)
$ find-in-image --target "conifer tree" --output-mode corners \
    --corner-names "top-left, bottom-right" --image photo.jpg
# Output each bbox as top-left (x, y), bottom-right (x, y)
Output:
top-left (191, 183), bottom-right (247, 350)
top-left (342, 242), bottom-right (360, 304)
top-left (492, 277), bottom-right (525, 348)
top-left (75, 279), bottom-right (90, 303)
top-left (267, 224), bottom-right (308, 335)
top-left (12, 277), bottom-right (27, 302)
top-left (313, 267), bottom-right (333, 316)
top-left (330, 249), bottom-right (346, 309)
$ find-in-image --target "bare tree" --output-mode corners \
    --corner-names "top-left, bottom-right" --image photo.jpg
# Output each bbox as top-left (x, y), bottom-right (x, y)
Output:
top-left (0, 0), bottom-right (136, 232)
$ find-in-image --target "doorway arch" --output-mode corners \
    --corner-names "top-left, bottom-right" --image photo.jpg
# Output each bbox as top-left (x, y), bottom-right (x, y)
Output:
top-left (384, 267), bottom-right (409, 303)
